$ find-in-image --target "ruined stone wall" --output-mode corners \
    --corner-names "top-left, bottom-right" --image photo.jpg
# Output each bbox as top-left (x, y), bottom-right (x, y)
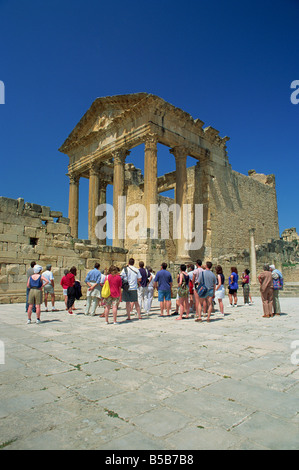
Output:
top-left (215, 238), bottom-right (299, 284)
top-left (0, 197), bottom-right (127, 304)
top-left (195, 162), bottom-right (280, 260)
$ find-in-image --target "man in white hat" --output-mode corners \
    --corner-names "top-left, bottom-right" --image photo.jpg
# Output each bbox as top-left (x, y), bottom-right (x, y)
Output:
top-left (42, 264), bottom-right (58, 312)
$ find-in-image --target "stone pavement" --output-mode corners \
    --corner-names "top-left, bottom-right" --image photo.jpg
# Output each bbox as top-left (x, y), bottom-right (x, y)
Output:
top-left (0, 296), bottom-right (298, 450)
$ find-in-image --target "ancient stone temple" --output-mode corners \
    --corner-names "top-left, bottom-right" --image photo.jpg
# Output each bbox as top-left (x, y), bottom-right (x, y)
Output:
top-left (2, 93), bottom-right (298, 303)
top-left (59, 93), bottom-right (279, 267)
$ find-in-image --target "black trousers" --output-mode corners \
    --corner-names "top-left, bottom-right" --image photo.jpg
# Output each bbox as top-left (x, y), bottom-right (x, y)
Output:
top-left (67, 286), bottom-right (76, 309)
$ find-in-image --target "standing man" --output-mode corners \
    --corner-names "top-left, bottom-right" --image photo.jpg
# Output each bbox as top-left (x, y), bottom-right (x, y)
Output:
top-left (154, 262), bottom-right (173, 317)
top-left (269, 264), bottom-right (283, 316)
top-left (43, 265), bottom-right (58, 312)
top-left (137, 261), bottom-right (150, 315)
top-left (193, 259), bottom-right (205, 318)
top-left (258, 264), bottom-right (274, 318)
top-left (85, 263), bottom-right (105, 316)
top-left (195, 261), bottom-right (216, 323)
top-left (121, 258), bottom-right (142, 321)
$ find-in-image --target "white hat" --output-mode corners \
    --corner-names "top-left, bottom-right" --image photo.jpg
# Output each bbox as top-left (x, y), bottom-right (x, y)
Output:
top-left (269, 265), bottom-right (275, 270)
top-left (33, 265), bottom-right (43, 273)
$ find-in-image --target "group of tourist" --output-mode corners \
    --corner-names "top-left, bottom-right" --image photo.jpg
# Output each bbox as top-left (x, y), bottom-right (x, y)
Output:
top-left (25, 258), bottom-right (284, 324)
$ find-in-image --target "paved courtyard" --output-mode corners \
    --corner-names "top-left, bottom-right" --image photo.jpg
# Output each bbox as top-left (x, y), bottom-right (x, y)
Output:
top-left (0, 296), bottom-right (298, 450)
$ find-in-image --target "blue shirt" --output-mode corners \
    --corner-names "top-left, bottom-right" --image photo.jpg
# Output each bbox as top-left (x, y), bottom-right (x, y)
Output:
top-left (85, 268), bottom-right (104, 285)
top-left (154, 269), bottom-right (173, 291)
top-left (229, 272), bottom-right (239, 290)
top-left (139, 267), bottom-right (149, 287)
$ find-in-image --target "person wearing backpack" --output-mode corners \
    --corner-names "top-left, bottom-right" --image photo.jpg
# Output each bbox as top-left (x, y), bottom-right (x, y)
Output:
top-left (27, 265), bottom-right (49, 324)
top-left (270, 264), bottom-right (283, 316)
top-left (195, 262), bottom-right (217, 323)
top-left (120, 258), bottom-right (142, 321)
top-left (137, 261), bottom-right (150, 315)
top-left (103, 265), bottom-right (122, 324)
top-left (176, 264), bottom-right (190, 320)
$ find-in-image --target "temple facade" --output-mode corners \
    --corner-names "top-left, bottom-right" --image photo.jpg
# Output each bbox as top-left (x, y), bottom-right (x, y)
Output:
top-left (59, 93), bottom-right (279, 267)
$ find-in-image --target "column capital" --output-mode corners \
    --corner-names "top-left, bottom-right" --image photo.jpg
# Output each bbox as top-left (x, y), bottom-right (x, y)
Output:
top-left (67, 172), bottom-right (80, 185)
top-left (112, 148), bottom-right (130, 165)
top-left (88, 162), bottom-right (101, 176)
top-left (144, 133), bottom-right (158, 149)
top-left (169, 145), bottom-right (189, 159)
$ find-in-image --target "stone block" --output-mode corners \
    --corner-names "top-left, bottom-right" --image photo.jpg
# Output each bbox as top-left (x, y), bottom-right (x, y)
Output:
top-left (3, 224), bottom-right (25, 236)
top-left (6, 264), bottom-right (19, 275)
top-left (0, 233), bottom-right (18, 243)
top-left (39, 255), bottom-right (58, 264)
top-left (57, 217), bottom-right (70, 224)
top-left (41, 206), bottom-right (51, 217)
top-left (50, 211), bottom-right (63, 218)
top-left (0, 197), bottom-right (18, 213)
top-left (0, 275), bottom-right (8, 284)
top-left (46, 223), bottom-right (71, 235)
top-left (17, 235), bottom-right (31, 244)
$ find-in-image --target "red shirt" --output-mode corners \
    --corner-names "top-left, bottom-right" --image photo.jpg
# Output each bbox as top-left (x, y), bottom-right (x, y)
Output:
top-left (62, 273), bottom-right (75, 288)
top-left (108, 274), bottom-right (122, 298)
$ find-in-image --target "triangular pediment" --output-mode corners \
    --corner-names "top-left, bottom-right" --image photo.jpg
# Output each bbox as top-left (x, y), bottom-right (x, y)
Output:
top-left (59, 93), bottom-right (149, 153)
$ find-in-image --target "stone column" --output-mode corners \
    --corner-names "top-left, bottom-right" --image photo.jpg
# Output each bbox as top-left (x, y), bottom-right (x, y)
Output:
top-left (249, 228), bottom-right (257, 284)
top-left (143, 134), bottom-right (158, 236)
top-left (88, 163), bottom-right (100, 243)
top-left (68, 173), bottom-right (79, 238)
top-left (112, 149), bottom-right (129, 248)
top-left (170, 146), bottom-right (192, 264)
top-left (98, 177), bottom-right (108, 245)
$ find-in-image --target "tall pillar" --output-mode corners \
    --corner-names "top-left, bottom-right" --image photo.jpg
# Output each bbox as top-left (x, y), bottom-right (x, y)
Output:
top-left (98, 177), bottom-right (108, 245)
top-left (249, 228), bottom-right (257, 284)
top-left (112, 149), bottom-right (129, 248)
top-left (68, 173), bottom-right (79, 238)
top-left (88, 163), bottom-right (100, 243)
top-left (170, 146), bottom-right (192, 264)
top-left (143, 134), bottom-right (158, 236)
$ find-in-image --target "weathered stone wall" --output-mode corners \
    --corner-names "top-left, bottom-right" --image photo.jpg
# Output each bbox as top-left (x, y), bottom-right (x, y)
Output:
top-left (0, 197), bottom-right (127, 304)
top-left (215, 238), bottom-right (299, 284)
top-left (195, 162), bottom-right (280, 260)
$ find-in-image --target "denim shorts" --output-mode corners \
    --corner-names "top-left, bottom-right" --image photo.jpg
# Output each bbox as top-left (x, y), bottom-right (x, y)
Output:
top-left (158, 290), bottom-right (171, 302)
top-left (200, 288), bottom-right (214, 299)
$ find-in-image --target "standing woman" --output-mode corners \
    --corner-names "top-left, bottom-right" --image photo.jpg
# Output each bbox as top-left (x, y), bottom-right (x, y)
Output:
top-left (60, 269), bottom-right (70, 310)
top-left (27, 265), bottom-right (49, 324)
top-left (241, 269), bottom-right (250, 305)
top-left (146, 266), bottom-right (154, 316)
top-left (228, 267), bottom-right (239, 307)
top-left (104, 265), bottom-right (122, 324)
top-left (215, 265), bottom-right (225, 315)
top-left (176, 264), bottom-right (190, 320)
top-left (66, 266), bottom-right (77, 314)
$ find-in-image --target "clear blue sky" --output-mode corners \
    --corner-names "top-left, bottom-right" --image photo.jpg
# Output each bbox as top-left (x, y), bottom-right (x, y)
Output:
top-left (0, 0), bottom-right (298, 240)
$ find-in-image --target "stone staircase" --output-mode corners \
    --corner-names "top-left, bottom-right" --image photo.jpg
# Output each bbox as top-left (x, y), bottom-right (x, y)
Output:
top-left (249, 283), bottom-right (299, 298)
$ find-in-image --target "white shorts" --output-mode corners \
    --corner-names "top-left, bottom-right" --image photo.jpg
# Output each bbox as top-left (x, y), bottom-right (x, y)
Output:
top-left (215, 285), bottom-right (225, 300)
